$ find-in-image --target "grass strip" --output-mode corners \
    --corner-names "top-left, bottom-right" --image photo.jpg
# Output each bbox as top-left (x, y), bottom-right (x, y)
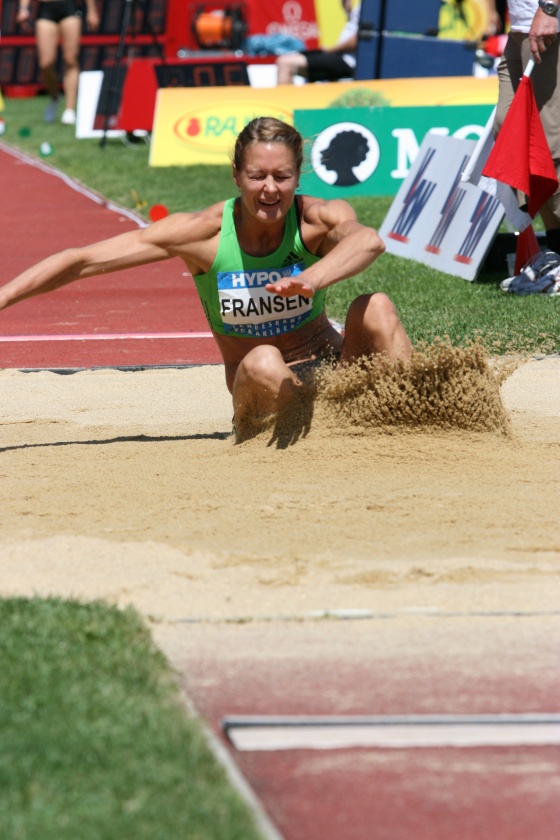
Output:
top-left (0, 597), bottom-right (264, 840)
top-left (1, 94), bottom-right (558, 354)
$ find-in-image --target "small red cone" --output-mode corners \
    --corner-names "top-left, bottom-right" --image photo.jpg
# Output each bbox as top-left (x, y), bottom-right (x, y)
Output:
top-left (514, 224), bottom-right (541, 274)
top-left (149, 204), bottom-right (169, 222)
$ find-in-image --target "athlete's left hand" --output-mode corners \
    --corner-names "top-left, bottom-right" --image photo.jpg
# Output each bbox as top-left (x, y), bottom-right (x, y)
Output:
top-left (265, 276), bottom-right (315, 298)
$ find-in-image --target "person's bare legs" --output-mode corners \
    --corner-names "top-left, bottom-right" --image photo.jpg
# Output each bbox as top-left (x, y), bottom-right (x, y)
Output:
top-left (59, 16), bottom-right (82, 114)
top-left (340, 293), bottom-right (412, 364)
top-left (232, 345), bottom-right (307, 440)
top-left (35, 18), bottom-right (60, 113)
top-left (276, 52), bottom-right (309, 84)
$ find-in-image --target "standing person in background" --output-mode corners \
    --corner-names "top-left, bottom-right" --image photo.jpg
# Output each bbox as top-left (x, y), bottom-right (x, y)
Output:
top-left (489, 0), bottom-right (560, 252)
top-left (16, 0), bottom-right (100, 125)
top-left (276, 0), bottom-right (360, 85)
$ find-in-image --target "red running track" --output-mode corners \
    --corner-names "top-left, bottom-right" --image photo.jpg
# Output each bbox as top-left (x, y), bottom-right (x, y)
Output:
top-left (0, 144), bottom-right (221, 368)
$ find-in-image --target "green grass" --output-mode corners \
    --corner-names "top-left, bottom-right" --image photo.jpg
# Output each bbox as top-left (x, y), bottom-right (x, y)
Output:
top-left (1, 93), bottom-right (558, 354)
top-left (0, 94), bottom-right (233, 212)
top-left (0, 597), bottom-right (264, 840)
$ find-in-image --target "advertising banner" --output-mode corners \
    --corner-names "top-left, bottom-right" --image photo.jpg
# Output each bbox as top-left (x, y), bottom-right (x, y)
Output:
top-left (378, 132), bottom-right (504, 281)
top-left (150, 76), bottom-right (499, 167)
top-left (438, 0), bottom-right (493, 41)
top-left (248, 0), bottom-right (320, 48)
top-left (297, 105), bottom-right (494, 197)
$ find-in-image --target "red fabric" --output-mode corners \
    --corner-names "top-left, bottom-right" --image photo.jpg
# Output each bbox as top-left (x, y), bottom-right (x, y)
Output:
top-left (482, 75), bottom-right (558, 218)
top-left (514, 224), bottom-right (541, 274)
top-left (483, 34), bottom-right (507, 58)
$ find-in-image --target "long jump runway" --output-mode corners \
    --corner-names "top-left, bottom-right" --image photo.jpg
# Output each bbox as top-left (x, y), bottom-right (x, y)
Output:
top-left (0, 144), bottom-right (221, 368)
top-left (172, 615), bottom-right (560, 840)
top-left (2, 144), bottom-right (559, 840)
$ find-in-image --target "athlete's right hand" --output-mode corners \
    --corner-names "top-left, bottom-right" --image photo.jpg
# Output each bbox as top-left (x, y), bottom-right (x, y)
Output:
top-left (265, 275), bottom-right (316, 298)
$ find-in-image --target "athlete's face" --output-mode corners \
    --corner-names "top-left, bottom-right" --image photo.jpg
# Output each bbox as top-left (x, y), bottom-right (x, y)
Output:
top-left (233, 142), bottom-right (300, 223)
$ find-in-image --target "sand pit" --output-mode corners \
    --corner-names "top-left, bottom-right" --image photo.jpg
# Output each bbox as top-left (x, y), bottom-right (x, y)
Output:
top-left (0, 352), bottom-right (558, 661)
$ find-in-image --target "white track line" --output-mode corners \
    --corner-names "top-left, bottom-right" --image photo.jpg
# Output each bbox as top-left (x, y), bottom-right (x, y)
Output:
top-left (181, 694), bottom-right (285, 840)
top-left (223, 714), bottom-right (560, 751)
top-left (0, 332), bottom-right (214, 342)
top-left (0, 149), bottom-right (216, 345)
top-left (0, 149), bottom-right (216, 346)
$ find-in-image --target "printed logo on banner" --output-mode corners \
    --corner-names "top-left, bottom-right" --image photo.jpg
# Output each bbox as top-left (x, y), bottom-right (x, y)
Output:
top-left (454, 191), bottom-right (502, 265)
top-left (311, 122), bottom-right (380, 187)
top-left (379, 133), bottom-right (504, 281)
top-left (386, 147), bottom-right (438, 243)
top-left (173, 103), bottom-right (292, 155)
top-left (264, 1), bottom-right (319, 42)
top-left (296, 105), bottom-right (496, 198)
top-left (425, 156), bottom-right (471, 255)
top-left (283, 2), bottom-right (302, 22)
top-left (217, 264), bottom-right (312, 337)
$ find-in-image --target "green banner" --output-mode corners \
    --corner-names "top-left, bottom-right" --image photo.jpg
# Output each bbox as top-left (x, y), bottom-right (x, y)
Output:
top-left (296, 105), bottom-right (494, 197)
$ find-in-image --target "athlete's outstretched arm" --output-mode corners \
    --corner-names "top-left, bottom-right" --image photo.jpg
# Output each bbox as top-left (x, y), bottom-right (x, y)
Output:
top-left (0, 226), bottom-right (171, 311)
top-left (0, 209), bottom-right (221, 312)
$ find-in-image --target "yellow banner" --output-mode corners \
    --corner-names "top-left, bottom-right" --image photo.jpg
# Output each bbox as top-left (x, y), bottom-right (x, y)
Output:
top-left (314, 0), bottom-right (356, 48)
top-left (438, 0), bottom-right (492, 41)
top-left (150, 76), bottom-right (499, 167)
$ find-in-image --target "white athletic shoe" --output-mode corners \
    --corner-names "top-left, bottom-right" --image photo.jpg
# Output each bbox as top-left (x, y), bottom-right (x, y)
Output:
top-left (44, 98), bottom-right (59, 123)
top-left (61, 108), bottom-right (76, 125)
top-left (500, 249), bottom-right (560, 295)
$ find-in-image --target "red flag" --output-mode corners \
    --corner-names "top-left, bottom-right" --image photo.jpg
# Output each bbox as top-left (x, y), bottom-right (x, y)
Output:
top-left (482, 75), bottom-right (558, 218)
top-left (514, 224), bottom-right (541, 274)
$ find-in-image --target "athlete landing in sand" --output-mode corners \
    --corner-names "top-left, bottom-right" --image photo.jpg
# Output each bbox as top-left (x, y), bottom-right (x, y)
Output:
top-left (0, 117), bottom-right (412, 441)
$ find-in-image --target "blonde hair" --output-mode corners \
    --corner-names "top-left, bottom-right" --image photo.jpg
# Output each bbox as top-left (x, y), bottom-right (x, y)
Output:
top-left (233, 117), bottom-right (304, 173)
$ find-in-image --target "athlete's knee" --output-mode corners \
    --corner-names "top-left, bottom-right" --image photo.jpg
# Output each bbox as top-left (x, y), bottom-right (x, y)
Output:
top-left (61, 51), bottom-right (79, 69)
top-left (238, 345), bottom-right (284, 385)
top-left (276, 51), bottom-right (306, 82)
top-left (347, 292), bottom-right (400, 333)
top-left (38, 56), bottom-right (55, 72)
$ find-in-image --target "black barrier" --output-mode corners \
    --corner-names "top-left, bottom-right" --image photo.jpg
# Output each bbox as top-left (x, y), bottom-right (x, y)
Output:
top-left (154, 61), bottom-right (249, 88)
top-left (0, 0), bottom-right (165, 89)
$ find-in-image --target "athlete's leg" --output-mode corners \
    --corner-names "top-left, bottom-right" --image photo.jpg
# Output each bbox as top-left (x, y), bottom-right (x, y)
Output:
top-left (232, 345), bottom-right (307, 438)
top-left (340, 292), bottom-right (412, 364)
top-left (35, 19), bottom-right (60, 103)
top-left (276, 52), bottom-right (309, 84)
top-left (58, 15), bottom-right (82, 113)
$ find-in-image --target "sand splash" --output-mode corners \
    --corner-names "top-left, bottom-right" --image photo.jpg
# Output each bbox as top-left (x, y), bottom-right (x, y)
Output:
top-left (250, 341), bottom-right (516, 447)
top-left (316, 340), bottom-right (514, 434)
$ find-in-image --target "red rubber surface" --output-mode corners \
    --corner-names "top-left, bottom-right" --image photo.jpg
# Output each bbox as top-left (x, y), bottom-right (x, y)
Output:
top-left (178, 618), bottom-right (560, 840)
top-left (0, 144), bottom-right (221, 367)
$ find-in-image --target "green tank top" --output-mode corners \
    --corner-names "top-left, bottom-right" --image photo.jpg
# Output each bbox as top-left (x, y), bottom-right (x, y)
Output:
top-left (193, 198), bottom-right (326, 338)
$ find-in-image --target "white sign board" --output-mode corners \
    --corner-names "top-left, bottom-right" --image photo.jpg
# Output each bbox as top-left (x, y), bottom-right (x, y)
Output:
top-left (76, 71), bottom-right (125, 140)
top-left (379, 132), bottom-right (504, 281)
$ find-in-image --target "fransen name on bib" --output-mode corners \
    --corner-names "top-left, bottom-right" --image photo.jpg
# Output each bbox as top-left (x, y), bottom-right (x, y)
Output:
top-left (217, 263), bottom-right (312, 337)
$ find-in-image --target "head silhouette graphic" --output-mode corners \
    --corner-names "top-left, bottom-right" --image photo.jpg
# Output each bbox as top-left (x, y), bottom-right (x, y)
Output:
top-left (320, 130), bottom-right (370, 186)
